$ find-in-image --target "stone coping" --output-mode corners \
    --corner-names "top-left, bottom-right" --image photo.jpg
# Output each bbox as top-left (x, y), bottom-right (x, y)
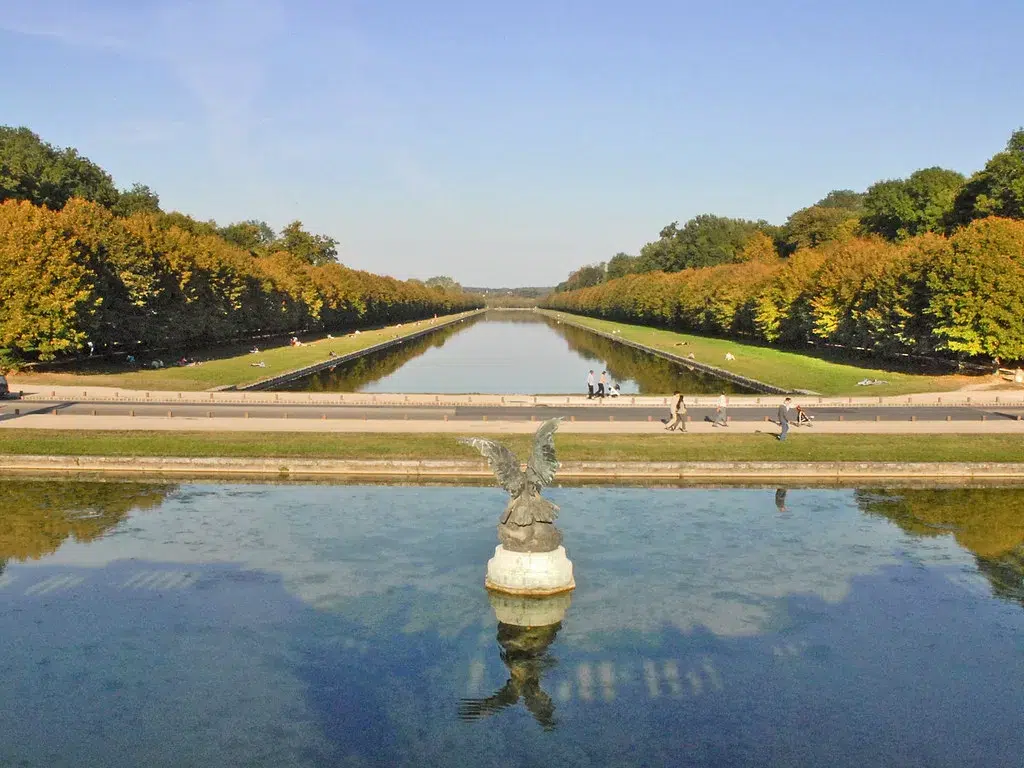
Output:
top-left (3, 455), bottom-right (1024, 479)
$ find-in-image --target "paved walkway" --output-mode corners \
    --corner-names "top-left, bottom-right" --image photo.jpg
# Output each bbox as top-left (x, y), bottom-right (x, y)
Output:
top-left (2, 413), bottom-right (1022, 434)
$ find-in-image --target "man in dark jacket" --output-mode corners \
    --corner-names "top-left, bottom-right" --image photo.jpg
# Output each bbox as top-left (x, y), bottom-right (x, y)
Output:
top-left (777, 397), bottom-right (792, 441)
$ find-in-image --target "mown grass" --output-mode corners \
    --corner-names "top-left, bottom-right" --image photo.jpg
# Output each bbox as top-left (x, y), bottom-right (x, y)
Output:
top-left (0, 430), bottom-right (1021, 463)
top-left (5, 311), bottom-right (480, 392)
top-left (541, 310), bottom-right (977, 397)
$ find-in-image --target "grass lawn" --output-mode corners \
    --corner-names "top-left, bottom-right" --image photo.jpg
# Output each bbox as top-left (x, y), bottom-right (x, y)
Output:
top-left (1, 430), bottom-right (1021, 464)
top-left (5, 311), bottom-right (479, 392)
top-left (541, 310), bottom-right (977, 397)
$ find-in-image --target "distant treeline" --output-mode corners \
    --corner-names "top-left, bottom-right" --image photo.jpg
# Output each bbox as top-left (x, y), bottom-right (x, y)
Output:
top-left (0, 127), bottom-right (481, 366)
top-left (545, 130), bottom-right (1024, 364)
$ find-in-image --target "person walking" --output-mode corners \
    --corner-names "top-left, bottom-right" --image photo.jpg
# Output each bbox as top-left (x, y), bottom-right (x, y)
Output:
top-left (597, 371), bottom-right (607, 398)
top-left (777, 397), bottom-right (792, 441)
top-left (713, 393), bottom-right (728, 427)
top-left (586, 370), bottom-right (595, 399)
top-left (665, 392), bottom-right (687, 432)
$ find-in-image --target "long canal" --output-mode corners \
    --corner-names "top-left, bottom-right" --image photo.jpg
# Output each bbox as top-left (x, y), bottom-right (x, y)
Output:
top-left (276, 310), bottom-right (755, 395)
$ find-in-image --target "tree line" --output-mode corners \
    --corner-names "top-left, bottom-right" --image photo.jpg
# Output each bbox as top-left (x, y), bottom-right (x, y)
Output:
top-left (0, 126), bottom-right (480, 367)
top-left (545, 130), bottom-right (1024, 364)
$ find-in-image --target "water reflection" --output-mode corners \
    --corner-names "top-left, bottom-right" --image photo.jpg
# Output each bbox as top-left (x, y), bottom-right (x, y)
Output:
top-left (4, 482), bottom-right (1024, 766)
top-left (858, 488), bottom-right (1024, 605)
top-left (0, 479), bottom-right (171, 562)
top-left (459, 592), bottom-right (570, 730)
top-left (279, 310), bottom-right (754, 394)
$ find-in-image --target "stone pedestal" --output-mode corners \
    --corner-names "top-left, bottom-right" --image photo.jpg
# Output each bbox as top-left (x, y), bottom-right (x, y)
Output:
top-left (485, 545), bottom-right (575, 596)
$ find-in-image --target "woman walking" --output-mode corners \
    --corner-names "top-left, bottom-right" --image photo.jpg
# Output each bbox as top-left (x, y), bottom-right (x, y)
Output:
top-left (665, 392), bottom-right (687, 432)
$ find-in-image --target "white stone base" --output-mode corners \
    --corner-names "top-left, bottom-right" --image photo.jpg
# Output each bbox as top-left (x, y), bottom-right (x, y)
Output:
top-left (485, 545), bottom-right (575, 596)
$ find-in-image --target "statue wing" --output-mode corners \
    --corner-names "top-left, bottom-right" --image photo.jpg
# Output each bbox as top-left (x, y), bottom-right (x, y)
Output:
top-left (525, 418), bottom-right (561, 489)
top-left (458, 438), bottom-right (524, 494)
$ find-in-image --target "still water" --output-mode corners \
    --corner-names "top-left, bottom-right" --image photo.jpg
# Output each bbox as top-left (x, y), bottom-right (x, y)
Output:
top-left (279, 310), bottom-right (751, 394)
top-left (2, 479), bottom-right (1023, 766)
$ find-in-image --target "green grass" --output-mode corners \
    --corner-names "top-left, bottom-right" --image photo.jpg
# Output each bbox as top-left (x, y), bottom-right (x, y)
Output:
top-left (6, 311), bottom-right (479, 392)
top-left (1, 430), bottom-right (1021, 464)
top-left (541, 310), bottom-right (976, 397)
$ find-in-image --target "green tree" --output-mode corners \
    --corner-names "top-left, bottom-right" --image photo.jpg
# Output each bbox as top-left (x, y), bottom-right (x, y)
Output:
top-left (274, 220), bottom-right (339, 266)
top-left (0, 126), bottom-right (119, 210)
top-left (605, 252), bottom-right (638, 280)
top-left (950, 129), bottom-right (1024, 226)
top-left (424, 276), bottom-right (462, 292)
top-left (635, 215), bottom-right (768, 273)
top-left (815, 189), bottom-right (865, 211)
top-left (862, 167), bottom-right (965, 240)
top-left (556, 263), bottom-right (606, 292)
top-left (112, 183), bottom-right (161, 217)
top-left (218, 219), bottom-right (276, 253)
top-left (782, 205), bottom-right (859, 252)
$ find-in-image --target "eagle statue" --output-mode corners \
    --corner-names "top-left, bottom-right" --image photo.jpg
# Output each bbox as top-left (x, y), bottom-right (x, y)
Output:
top-left (458, 418), bottom-right (563, 553)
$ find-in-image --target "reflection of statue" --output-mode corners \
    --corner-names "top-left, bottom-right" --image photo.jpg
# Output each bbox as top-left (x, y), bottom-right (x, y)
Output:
top-left (775, 488), bottom-right (788, 513)
top-left (459, 592), bottom-right (570, 731)
top-left (458, 419), bottom-right (563, 553)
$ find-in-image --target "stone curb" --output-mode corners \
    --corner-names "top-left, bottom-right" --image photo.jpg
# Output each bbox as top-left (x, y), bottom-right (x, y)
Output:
top-left (3, 455), bottom-right (1024, 479)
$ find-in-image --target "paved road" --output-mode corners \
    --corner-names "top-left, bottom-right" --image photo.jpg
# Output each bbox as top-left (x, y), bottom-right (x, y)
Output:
top-left (4, 399), bottom-right (1022, 423)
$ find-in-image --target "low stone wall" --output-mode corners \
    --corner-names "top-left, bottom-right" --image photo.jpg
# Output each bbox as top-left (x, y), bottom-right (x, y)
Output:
top-left (238, 309), bottom-right (486, 391)
top-left (539, 310), bottom-right (789, 394)
top-left (3, 455), bottom-right (1023, 480)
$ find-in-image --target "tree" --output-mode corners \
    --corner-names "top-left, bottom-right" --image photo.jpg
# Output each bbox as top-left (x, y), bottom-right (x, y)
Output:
top-left (274, 220), bottom-right (339, 266)
top-left (424, 276), bottom-right (462, 292)
top-left (815, 189), bottom-right (865, 212)
top-left (605, 252), bottom-right (638, 280)
top-left (0, 126), bottom-right (119, 210)
top-left (862, 167), bottom-right (965, 240)
top-left (782, 205), bottom-right (859, 252)
top-left (950, 129), bottom-right (1024, 226)
top-left (112, 183), bottom-right (161, 217)
top-left (218, 219), bottom-right (275, 253)
top-left (556, 264), bottom-right (606, 292)
top-left (923, 217), bottom-right (1024, 361)
top-left (635, 215), bottom-right (768, 273)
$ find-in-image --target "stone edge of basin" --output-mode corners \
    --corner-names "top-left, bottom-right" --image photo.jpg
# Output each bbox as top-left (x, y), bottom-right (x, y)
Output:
top-left (2, 456), bottom-right (1024, 480)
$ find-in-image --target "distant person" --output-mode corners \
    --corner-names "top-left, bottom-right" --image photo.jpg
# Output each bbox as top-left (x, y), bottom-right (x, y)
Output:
top-left (609, 383), bottom-right (621, 397)
top-left (712, 393), bottom-right (728, 426)
top-left (87, 341), bottom-right (94, 357)
top-left (587, 370), bottom-right (595, 399)
top-left (725, 352), bottom-right (735, 361)
top-left (777, 397), bottom-right (792, 441)
top-left (597, 371), bottom-right (607, 398)
top-left (665, 392), bottom-right (687, 432)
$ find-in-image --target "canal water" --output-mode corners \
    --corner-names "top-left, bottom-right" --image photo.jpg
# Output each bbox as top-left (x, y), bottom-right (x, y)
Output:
top-left (2, 479), bottom-right (1023, 767)
top-left (277, 310), bottom-right (752, 394)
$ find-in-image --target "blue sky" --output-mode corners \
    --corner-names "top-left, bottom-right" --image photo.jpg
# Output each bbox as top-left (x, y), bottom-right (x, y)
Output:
top-left (2, 0), bottom-right (1022, 286)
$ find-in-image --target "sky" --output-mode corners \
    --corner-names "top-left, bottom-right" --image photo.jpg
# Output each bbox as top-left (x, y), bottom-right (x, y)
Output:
top-left (2, 0), bottom-right (1022, 287)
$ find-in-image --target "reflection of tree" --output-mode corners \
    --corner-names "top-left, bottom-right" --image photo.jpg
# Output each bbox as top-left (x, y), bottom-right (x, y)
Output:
top-left (0, 480), bottom-right (173, 561)
top-left (548, 319), bottom-right (751, 394)
top-left (858, 488), bottom-right (1024, 605)
top-left (282, 315), bottom-right (483, 392)
top-left (458, 621), bottom-right (562, 731)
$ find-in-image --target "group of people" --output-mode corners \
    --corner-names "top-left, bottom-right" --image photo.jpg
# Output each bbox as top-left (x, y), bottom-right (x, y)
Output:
top-left (586, 370), bottom-right (620, 399)
top-left (664, 392), bottom-right (810, 440)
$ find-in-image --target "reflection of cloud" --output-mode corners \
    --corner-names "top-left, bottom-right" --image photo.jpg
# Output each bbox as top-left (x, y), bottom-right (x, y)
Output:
top-left (23, 484), bottom-right (978, 640)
